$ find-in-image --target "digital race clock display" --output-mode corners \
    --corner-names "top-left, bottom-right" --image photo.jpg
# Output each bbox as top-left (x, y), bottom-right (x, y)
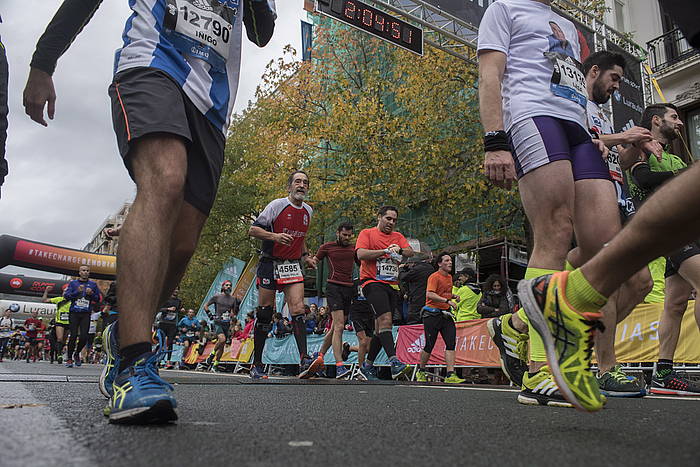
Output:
top-left (317, 0), bottom-right (423, 55)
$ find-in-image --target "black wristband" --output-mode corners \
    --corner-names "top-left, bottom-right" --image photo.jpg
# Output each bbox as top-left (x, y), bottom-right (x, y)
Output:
top-left (483, 130), bottom-right (510, 152)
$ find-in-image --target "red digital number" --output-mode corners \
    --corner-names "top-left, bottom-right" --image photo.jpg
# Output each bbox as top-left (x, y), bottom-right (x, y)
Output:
top-left (402, 27), bottom-right (412, 44)
top-left (344, 1), bottom-right (356, 19)
top-left (390, 21), bottom-right (401, 39)
top-left (374, 13), bottom-right (385, 32)
top-left (362, 9), bottom-right (373, 27)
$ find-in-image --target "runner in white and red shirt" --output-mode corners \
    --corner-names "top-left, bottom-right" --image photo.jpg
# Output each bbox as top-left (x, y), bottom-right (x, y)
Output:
top-left (248, 170), bottom-right (317, 379)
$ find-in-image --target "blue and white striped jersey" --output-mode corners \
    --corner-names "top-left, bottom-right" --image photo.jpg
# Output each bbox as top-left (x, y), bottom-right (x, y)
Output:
top-left (114, 0), bottom-right (275, 133)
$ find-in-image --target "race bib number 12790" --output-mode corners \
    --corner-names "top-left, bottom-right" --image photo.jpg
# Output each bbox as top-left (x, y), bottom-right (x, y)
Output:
top-left (164, 0), bottom-right (238, 72)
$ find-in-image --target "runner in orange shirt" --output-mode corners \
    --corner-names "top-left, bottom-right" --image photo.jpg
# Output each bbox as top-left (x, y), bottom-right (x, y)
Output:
top-left (415, 253), bottom-right (465, 384)
top-left (356, 206), bottom-right (415, 380)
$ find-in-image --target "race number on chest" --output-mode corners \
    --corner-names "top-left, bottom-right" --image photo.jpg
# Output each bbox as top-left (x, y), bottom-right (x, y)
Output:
top-left (376, 257), bottom-right (399, 282)
top-left (607, 147), bottom-right (623, 183)
top-left (549, 55), bottom-right (587, 107)
top-left (164, 0), bottom-right (238, 72)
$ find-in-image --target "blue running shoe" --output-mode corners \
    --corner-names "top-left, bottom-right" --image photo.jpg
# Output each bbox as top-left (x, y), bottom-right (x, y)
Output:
top-left (74, 355), bottom-right (82, 367)
top-left (99, 322), bottom-right (120, 398)
top-left (335, 365), bottom-right (351, 380)
top-left (107, 351), bottom-right (177, 425)
top-left (360, 362), bottom-right (379, 381)
top-left (250, 365), bottom-right (268, 380)
top-left (390, 358), bottom-right (412, 380)
top-left (65, 359), bottom-right (74, 368)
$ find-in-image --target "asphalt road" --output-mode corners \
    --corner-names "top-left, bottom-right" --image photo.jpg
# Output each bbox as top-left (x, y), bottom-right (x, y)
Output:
top-left (1, 361), bottom-right (699, 467)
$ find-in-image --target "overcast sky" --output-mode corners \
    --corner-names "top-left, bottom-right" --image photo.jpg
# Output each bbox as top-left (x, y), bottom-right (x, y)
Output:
top-left (0, 0), bottom-right (306, 278)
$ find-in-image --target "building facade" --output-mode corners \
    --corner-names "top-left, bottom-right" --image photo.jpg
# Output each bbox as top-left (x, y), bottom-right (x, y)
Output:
top-left (82, 202), bottom-right (131, 255)
top-left (605, 0), bottom-right (700, 158)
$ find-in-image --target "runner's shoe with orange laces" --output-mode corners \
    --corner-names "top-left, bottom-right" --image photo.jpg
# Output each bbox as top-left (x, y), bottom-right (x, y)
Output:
top-left (517, 272), bottom-right (606, 412)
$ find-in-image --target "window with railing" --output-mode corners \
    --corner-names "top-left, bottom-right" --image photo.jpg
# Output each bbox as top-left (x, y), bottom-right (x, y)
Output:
top-left (647, 28), bottom-right (699, 73)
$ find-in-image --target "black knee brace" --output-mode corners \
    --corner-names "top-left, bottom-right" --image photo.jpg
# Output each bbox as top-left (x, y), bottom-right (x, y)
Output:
top-left (255, 306), bottom-right (274, 333)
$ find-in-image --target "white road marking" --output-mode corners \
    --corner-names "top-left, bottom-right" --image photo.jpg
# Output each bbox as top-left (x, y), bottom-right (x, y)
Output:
top-left (288, 441), bottom-right (314, 447)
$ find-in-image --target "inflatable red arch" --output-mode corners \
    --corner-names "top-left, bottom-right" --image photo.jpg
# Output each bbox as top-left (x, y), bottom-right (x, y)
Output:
top-left (0, 234), bottom-right (116, 281)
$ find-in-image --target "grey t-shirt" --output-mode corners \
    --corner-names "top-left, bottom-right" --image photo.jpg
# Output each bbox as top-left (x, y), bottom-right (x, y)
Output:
top-left (206, 293), bottom-right (239, 322)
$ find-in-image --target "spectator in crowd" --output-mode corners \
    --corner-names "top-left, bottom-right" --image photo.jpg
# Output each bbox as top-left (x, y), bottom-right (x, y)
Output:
top-left (309, 303), bottom-right (318, 315)
top-left (305, 312), bottom-right (318, 335)
top-left (399, 255), bottom-right (435, 325)
top-left (276, 315), bottom-right (292, 338)
top-left (0, 308), bottom-right (13, 362)
top-left (477, 274), bottom-right (511, 319)
top-left (269, 313), bottom-right (283, 338)
top-left (242, 312), bottom-right (255, 339)
top-left (315, 306), bottom-right (331, 334)
top-left (452, 269), bottom-right (482, 321)
top-left (231, 322), bottom-right (245, 340)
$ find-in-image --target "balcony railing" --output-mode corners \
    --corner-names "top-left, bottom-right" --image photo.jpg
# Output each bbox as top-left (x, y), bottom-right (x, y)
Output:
top-left (647, 28), bottom-right (699, 73)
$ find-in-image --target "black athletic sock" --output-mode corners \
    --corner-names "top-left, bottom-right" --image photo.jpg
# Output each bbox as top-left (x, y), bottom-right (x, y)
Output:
top-left (253, 327), bottom-right (267, 366)
top-left (366, 334), bottom-right (382, 362)
top-left (66, 338), bottom-right (77, 359)
top-left (118, 342), bottom-right (153, 372)
top-left (656, 359), bottom-right (673, 377)
top-left (377, 329), bottom-right (396, 359)
top-left (292, 315), bottom-right (308, 359)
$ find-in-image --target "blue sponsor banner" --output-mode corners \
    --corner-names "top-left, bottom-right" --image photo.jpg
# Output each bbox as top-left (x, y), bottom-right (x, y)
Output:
top-left (262, 330), bottom-right (394, 365)
top-left (196, 257), bottom-right (246, 323)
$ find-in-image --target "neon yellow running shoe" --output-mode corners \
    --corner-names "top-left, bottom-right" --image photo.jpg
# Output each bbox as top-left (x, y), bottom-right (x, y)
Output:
top-left (415, 369), bottom-right (428, 382)
top-left (487, 313), bottom-right (528, 386)
top-left (517, 365), bottom-right (572, 408)
top-left (517, 272), bottom-right (605, 412)
top-left (445, 372), bottom-right (466, 384)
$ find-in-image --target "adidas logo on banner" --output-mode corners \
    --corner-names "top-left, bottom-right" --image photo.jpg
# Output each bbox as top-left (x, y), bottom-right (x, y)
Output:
top-left (407, 335), bottom-right (425, 353)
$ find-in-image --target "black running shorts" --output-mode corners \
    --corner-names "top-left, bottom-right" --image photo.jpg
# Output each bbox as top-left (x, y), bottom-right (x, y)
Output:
top-left (665, 241), bottom-right (700, 278)
top-left (350, 298), bottom-right (374, 336)
top-left (362, 281), bottom-right (397, 319)
top-left (108, 67), bottom-right (225, 215)
top-left (326, 283), bottom-right (354, 312)
top-left (422, 313), bottom-right (456, 353)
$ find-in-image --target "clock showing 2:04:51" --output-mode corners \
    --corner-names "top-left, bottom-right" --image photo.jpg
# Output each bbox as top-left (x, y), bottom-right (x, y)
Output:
top-left (318, 0), bottom-right (424, 55)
